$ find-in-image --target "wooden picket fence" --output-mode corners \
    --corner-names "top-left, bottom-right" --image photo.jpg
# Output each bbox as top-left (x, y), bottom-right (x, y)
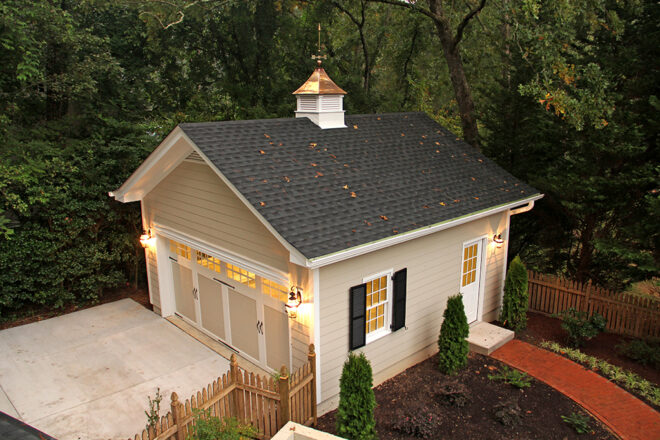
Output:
top-left (527, 270), bottom-right (660, 339)
top-left (130, 344), bottom-right (317, 440)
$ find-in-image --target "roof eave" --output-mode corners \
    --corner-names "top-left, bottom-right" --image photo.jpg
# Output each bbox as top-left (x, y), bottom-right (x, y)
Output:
top-left (305, 193), bottom-right (544, 269)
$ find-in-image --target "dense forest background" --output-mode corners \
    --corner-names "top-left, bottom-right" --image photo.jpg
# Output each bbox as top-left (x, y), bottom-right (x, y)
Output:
top-left (0, 0), bottom-right (657, 319)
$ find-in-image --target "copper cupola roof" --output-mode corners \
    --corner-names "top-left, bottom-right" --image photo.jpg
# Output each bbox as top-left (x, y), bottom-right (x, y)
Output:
top-left (293, 65), bottom-right (347, 95)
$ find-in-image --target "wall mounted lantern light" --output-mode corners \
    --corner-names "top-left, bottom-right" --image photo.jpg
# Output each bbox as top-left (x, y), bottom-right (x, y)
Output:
top-left (286, 287), bottom-right (303, 319)
top-left (140, 229), bottom-right (153, 248)
top-left (493, 233), bottom-right (504, 248)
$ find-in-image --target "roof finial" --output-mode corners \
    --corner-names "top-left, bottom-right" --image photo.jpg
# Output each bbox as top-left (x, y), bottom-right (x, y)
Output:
top-left (311, 23), bottom-right (327, 67)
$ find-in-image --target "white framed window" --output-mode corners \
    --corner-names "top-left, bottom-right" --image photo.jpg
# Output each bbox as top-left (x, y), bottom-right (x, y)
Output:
top-left (363, 269), bottom-right (393, 343)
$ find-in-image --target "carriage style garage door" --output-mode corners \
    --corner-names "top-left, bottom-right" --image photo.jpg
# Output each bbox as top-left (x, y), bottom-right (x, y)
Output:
top-left (167, 239), bottom-right (290, 371)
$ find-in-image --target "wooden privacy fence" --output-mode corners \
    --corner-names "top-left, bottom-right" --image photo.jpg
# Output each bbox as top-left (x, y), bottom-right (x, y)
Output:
top-left (130, 344), bottom-right (317, 440)
top-left (527, 270), bottom-right (660, 339)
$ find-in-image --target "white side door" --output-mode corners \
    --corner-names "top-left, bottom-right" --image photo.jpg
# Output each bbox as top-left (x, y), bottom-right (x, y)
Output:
top-left (460, 239), bottom-right (483, 323)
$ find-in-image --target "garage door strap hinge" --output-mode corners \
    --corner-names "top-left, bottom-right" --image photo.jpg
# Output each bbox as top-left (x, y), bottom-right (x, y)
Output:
top-left (213, 277), bottom-right (235, 290)
top-left (169, 256), bottom-right (178, 262)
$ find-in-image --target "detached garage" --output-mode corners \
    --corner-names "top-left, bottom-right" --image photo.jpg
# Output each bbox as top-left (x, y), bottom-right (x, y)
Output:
top-left (110, 63), bottom-right (541, 412)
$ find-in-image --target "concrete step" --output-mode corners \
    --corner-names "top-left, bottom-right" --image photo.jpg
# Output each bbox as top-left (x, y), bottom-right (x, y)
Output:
top-left (467, 321), bottom-right (514, 355)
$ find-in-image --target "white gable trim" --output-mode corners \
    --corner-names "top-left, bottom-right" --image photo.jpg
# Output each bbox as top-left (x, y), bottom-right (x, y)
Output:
top-left (306, 194), bottom-right (543, 269)
top-left (109, 127), bottom-right (192, 203)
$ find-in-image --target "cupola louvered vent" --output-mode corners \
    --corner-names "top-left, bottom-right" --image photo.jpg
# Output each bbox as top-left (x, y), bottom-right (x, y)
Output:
top-left (321, 96), bottom-right (341, 111)
top-left (185, 150), bottom-right (205, 163)
top-left (298, 96), bottom-right (318, 112)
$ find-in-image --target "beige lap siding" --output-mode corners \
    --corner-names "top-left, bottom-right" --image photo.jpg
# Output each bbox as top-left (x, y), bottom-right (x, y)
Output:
top-left (317, 212), bottom-right (508, 411)
top-left (146, 246), bottom-right (160, 308)
top-left (142, 160), bottom-right (291, 274)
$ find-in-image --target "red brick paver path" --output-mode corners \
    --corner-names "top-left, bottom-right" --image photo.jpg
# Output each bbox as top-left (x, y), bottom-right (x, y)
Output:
top-left (491, 339), bottom-right (660, 440)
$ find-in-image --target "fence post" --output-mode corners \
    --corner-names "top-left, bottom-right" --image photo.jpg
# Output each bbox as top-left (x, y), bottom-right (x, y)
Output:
top-left (278, 365), bottom-right (290, 429)
top-left (308, 344), bottom-right (317, 426)
top-left (171, 392), bottom-right (185, 440)
top-left (584, 280), bottom-right (592, 314)
top-left (229, 354), bottom-right (242, 419)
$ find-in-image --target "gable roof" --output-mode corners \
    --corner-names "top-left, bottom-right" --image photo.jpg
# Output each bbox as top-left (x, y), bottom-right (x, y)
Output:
top-left (178, 112), bottom-right (541, 261)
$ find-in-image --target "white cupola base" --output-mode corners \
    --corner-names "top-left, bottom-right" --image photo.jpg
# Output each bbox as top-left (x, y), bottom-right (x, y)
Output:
top-left (293, 65), bottom-right (347, 129)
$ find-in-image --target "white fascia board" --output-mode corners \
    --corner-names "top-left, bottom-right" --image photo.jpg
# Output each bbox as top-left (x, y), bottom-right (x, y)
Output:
top-left (109, 127), bottom-right (192, 203)
top-left (178, 130), bottom-right (310, 268)
top-left (307, 194), bottom-right (544, 269)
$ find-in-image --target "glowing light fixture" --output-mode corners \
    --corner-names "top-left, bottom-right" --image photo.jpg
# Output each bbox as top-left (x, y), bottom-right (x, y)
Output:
top-left (140, 229), bottom-right (153, 248)
top-left (286, 287), bottom-right (303, 319)
top-left (493, 233), bottom-right (504, 248)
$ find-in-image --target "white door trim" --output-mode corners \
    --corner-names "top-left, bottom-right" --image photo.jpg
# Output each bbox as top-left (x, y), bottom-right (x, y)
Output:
top-left (460, 235), bottom-right (488, 323)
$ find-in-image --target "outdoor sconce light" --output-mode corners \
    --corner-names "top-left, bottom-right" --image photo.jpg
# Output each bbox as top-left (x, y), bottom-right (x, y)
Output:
top-left (286, 287), bottom-right (303, 319)
top-left (493, 233), bottom-right (504, 248)
top-left (140, 229), bottom-right (153, 248)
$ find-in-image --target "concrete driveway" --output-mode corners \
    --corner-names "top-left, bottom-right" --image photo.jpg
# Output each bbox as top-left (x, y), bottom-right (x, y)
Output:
top-left (0, 299), bottom-right (230, 440)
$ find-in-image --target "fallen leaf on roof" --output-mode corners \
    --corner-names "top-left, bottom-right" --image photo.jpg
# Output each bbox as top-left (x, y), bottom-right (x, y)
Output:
top-left (380, 215), bottom-right (389, 221)
top-left (435, 141), bottom-right (440, 145)
top-left (269, 141), bottom-right (274, 145)
top-left (353, 124), bottom-right (358, 129)
top-left (315, 172), bottom-right (324, 177)
top-left (344, 164), bottom-right (349, 167)
top-left (422, 135), bottom-right (427, 139)
top-left (350, 192), bottom-right (357, 198)
top-left (283, 176), bottom-right (291, 182)
top-left (259, 201), bottom-right (266, 206)
top-left (392, 228), bottom-right (399, 234)
top-left (474, 197), bottom-right (479, 200)
top-left (401, 133), bottom-right (405, 137)
top-left (311, 163), bottom-right (318, 167)
top-left (352, 229), bottom-right (357, 233)
top-left (439, 202), bottom-right (446, 206)
top-left (436, 150), bottom-right (440, 153)
top-left (454, 199), bottom-right (460, 203)
top-left (343, 185), bottom-right (349, 189)
top-left (262, 179), bottom-right (268, 183)
top-left (471, 177), bottom-right (476, 181)
top-left (377, 117), bottom-right (381, 120)
top-left (423, 205), bottom-right (430, 209)
top-left (279, 142), bottom-right (283, 146)
top-left (310, 142), bottom-right (317, 147)
top-left (365, 220), bottom-right (372, 226)
top-left (419, 142), bottom-right (424, 145)
top-left (264, 134), bottom-right (270, 138)
top-left (330, 154), bottom-right (337, 159)
top-left (478, 159), bottom-right (484, 163)
top-left (259, 150), bottom-right (266, 154)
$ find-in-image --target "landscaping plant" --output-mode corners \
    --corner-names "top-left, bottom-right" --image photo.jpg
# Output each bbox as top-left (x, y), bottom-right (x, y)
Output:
top-left (488, 366), bottom-right (532, 389)
top-left (555, 308), bottom-right (606, 347)
top-left (392, 412), bottom-right (443, 439)
top-left (145, 387), bottom-right (163, 431)
top-left (561, 412), bottom-right (592, 434)
top-left (336, 352), bottom-right (378, 440)
top-left (616, 338), bottom-right (660, 369)
top-left (437, 295), bottom-right (470, 375)
top-left (187, 410), bottom-right (257, 440)
top-left (541, 341), bottom-right (660, 406)
top-left (500, 256), bottom-right (529, 330)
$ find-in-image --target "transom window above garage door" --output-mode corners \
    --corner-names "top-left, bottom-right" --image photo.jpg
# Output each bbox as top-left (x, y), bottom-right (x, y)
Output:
top-left (168, 239), bottom-right (288, 303)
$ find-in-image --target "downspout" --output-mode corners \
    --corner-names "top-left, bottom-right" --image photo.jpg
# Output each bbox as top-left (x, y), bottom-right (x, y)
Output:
top-left (510, 200), bottom-right (535, 216)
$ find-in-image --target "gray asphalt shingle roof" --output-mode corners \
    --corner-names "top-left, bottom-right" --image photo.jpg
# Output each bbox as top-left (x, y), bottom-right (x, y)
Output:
top-left (180, 112), bottom-right (539, 260)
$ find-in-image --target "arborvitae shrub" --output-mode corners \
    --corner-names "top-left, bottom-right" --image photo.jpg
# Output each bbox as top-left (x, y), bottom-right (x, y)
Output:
top-left (336, 352), bottom-right (378, 440)
top-left (438, 295), bottom-right (470, 374)
top-left (500, 256), bottom-right (529, 330)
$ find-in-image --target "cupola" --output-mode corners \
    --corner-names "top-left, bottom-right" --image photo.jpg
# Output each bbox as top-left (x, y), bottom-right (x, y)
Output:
top-left (293, 59), bottom-right (347, 129)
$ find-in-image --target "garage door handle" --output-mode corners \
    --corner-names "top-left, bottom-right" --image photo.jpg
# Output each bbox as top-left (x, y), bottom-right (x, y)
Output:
top-left (169, 256), bottom-right (178, 262)
top-left (192, 287), bottom-right (198, 299)
top-left (213, 277), bottom-right (235, 290)
top-left (256, 320), bottom-right (263, 335)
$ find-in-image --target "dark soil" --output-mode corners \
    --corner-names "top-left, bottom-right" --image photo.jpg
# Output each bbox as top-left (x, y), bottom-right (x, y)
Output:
top-left (317, 353), bottom-right (616, 440)
top-left (516, 312), bottom-right (660, 386)
top-left (0, 285), bottom-right (151, 330)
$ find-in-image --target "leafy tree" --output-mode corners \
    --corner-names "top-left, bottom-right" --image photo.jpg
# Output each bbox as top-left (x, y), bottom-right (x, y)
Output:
top-left (336, 352), bottom-right (378, 440)
top-left (437, 294), bottom-right (469, 374)
top-left (500, 256), bottom-right (529, 331)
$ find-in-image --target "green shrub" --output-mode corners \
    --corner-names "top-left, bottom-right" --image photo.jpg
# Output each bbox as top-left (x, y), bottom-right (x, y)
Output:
top-left (438, 295), bottom-right (470, 375)
top-left (488, 366), bottom-right (532, 389)
top-left (500, 256), bottom-right (529, 331)
top-left (555, 308), bottom-right (606, 347)
top-left (187, 410), bottom-right (257, 440)
top-left (616, 339), bottom-right (660, 369)
top-left (336, 352), bottom-right (377, 440)
top-left (561, 412), bottom-right (592, 434)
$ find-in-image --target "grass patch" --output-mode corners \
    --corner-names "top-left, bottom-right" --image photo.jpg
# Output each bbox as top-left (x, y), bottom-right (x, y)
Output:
top-left (540, 341), bottom-right (660, 406)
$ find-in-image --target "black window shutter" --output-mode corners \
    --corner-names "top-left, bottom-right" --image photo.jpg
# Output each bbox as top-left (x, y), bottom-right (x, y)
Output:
top-left (349, 284), bottom-right (367, 350)
top-left (391, 268), bottom-right (407, 332)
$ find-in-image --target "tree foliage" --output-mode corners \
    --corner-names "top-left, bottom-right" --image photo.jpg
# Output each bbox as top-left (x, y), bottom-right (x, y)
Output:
top-left (0, 0), bottom-right (656, 319)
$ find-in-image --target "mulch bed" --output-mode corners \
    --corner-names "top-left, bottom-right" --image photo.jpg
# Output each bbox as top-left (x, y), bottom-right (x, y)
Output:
top-left (317, 353), bottom-right (616, 440)
top-left (516, 312), bottom-right (660, 386)
top-left (0, 285), bottom-right (151, 330)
